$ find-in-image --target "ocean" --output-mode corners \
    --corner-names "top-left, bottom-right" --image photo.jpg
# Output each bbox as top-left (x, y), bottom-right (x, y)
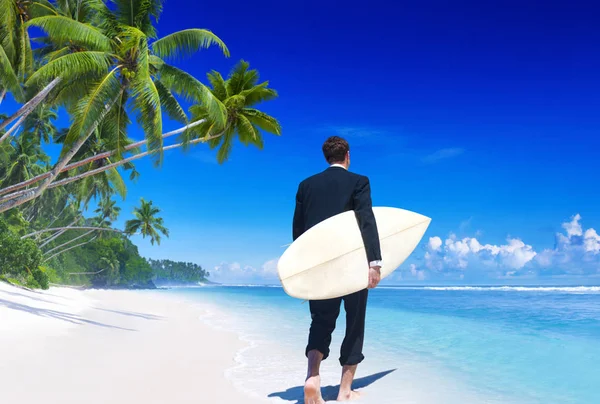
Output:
top-left (165, 285), bottom-right (600, 404)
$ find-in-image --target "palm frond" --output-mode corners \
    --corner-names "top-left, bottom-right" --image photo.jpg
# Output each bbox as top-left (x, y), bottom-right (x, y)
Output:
top-left (0, 44), bottom-right (24, 102)
top-left (155, 79), bottom-right (187, 124)
top-left (115, 0), bottom-right (163, 37)
top-left (0, 0), bottom-right (18, 63)
top-left (215, 127), bottom-right (234, 164)
top-left (226, 60), bottom-right (259, 95)
top-left (206, 70), bottom-right (228, 100)
top-left (18, 18), bottom-right (34, 81)
top-left (28, 0), bottom-right (60, 18)
top-left (26, 16), bottom-right (112, 52)
top-left (104, 164), bottom-right (127, 199)
top-left (132, 76), bottom-right (163, 164)
top-left (240, 81), bottom-right (278, 106)
top-left (152, 29), bottom-right (229, 60)
top-left (26, 51), bottom-right (112, 88)
top-left (242, 108), bottom-right (281, 135)
top-left (62, 67), bottom-right (122, 152)
top-left (158, 63), bottom-right (226, 129)
top-left (236, 114), bottom-right (258, 146)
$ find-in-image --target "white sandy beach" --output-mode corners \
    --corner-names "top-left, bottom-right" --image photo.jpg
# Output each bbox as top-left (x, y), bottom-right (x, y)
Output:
top-left (0, 281), bottom-right (266, 404)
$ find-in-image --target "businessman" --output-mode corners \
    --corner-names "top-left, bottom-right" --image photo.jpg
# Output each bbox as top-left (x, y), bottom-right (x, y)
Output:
top-left (292, 136), bottom-right (382, 403)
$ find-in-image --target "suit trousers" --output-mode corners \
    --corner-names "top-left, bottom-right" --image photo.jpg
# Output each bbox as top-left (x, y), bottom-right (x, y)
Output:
top-left (305, 288), bottom-right (368, 366)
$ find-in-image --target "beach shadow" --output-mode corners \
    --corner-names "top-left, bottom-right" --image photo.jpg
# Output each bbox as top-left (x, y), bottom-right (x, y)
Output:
top-left (268, 369), bottom-right (396, 403)
top-left (0, 289), bottom-right (65, 306)
top-left (93, 307), bottom-right (165, 320)
top-left (0, 298), bottom-right (137, 331)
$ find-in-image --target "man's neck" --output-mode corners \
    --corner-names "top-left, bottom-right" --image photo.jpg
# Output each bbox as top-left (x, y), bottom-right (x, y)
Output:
top-left (330, 163), bottom-right (347, 170)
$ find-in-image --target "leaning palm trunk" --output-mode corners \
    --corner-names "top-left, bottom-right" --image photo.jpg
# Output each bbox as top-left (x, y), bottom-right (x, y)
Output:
top-left (44, 131), bottom-right (225, 190)
top-left (39, 217), bottom-right (81, 247)
top-left (0, 78), bottom-right (61, 135)
top-left (0, 115), bottom-right (25, 143)
top-left (67, 267), bottom-right (107, 276)
top-left (0, 89), bottom-right (6, 107)
top-left (43, 229), bottom-right (95, 255)
top-left (22, 226), bottom-right (123, 239)
top-left (43, 236), bottom-right (98, 262)
top-left (0, 119), bottom-right (205, 198)
top-left (0, 92), bottom-right (121, 213)
top-left (0, 130), bottom-right (225, 204)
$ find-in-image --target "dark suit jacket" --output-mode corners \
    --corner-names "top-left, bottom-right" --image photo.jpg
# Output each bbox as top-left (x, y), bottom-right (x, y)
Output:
top-left (292, 166), bottom-right (382, 264)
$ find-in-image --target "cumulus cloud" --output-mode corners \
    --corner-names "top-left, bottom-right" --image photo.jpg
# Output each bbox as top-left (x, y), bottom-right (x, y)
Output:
top-left (534, 214), bottom-right (600, 275)
top-left (424, 234), bottom-right (537, 275)
top-left (418, 214), bottom-right (600, 279)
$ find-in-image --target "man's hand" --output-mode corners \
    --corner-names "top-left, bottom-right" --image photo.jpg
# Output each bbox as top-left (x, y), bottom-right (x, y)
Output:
top-left (368, 266), bottom-right (381, 289)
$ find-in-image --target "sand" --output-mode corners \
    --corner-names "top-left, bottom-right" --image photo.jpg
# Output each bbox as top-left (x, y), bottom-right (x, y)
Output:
top-left (0, 281), bottom-right (267, 404)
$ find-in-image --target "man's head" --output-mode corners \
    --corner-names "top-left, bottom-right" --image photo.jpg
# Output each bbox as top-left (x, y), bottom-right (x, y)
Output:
top-left (322, 136), bottom-right (350, 168)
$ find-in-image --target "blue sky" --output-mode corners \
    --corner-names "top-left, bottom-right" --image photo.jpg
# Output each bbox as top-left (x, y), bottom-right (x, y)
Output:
top-left (3, 0), bottom-right (600, 284)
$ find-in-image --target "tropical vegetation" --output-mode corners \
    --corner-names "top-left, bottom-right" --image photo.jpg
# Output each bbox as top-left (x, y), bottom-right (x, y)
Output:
top-left (0, 0), bottom-right (281, 289)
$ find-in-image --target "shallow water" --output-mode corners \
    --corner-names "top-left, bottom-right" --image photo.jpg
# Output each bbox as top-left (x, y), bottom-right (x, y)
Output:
top-left (166, 285), bottom-right (600, 404)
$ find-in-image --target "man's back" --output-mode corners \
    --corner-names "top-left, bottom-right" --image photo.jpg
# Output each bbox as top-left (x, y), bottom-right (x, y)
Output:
top-left (297, 136), bottom-right (383, 404)
top-left (293, 166), bottom-right (382, 265)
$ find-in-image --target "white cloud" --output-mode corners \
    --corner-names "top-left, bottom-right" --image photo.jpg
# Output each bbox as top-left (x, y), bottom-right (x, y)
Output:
top-left (424, 234), bottom-right (536, 275)
top-left (409, 264), bottom-right (426, 280)
top-left (534, 214), bottom-right (600, 275)
top-left (417, 214), bottom-right (600, 279)
top-left (562, 214), bottom-right (583, 237)
top-left (428, 236), bottom-right (443, 251)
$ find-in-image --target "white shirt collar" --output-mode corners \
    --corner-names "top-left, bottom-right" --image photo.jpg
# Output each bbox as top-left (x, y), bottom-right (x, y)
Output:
top-left (330, 163), bottom-right (347, 170)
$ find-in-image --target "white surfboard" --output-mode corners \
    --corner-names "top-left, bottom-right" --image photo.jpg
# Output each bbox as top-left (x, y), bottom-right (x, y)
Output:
top-left (277, 207), bottom-right (431, 300)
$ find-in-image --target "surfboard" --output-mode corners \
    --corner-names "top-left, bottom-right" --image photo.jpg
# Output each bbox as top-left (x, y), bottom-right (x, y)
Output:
top-left (277, 207), bottom-right (431, 300)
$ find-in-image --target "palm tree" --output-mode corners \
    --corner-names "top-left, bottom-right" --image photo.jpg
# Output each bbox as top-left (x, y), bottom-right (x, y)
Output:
top-left (1, 133), bottom-right (50, 186)
top-left (22, 103), bottom-right (58, 144)
top-left (0, 0), bottom-right (230, 212)
top-left (0, 0), bottom-right (61, 128)
top-left (94, 197), bottom-right (121, 222)
top-left (124, 198), bottom-right (168, 245)
top-left (188, 60), bottom-right (281, 163)
top-left (0, 62), bottom-right (282, 209)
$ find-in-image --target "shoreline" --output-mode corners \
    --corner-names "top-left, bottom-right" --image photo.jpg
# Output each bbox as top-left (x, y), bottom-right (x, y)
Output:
top-left (0, 281), bottom-right (266, 403)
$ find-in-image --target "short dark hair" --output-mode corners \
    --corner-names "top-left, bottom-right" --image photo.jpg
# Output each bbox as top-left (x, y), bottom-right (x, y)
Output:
top-left (322, 136), bottom-right (349, 164)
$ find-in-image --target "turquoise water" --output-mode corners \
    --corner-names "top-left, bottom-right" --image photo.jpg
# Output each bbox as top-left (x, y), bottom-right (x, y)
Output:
top-left (166, 286), bottom-right (600, 403)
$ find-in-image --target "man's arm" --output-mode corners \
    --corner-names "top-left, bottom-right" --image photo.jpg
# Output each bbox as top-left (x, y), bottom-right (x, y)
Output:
top-left (352, 176), bottom-right (382, 266)
top-left (292, 183), bottom-right (304, 241)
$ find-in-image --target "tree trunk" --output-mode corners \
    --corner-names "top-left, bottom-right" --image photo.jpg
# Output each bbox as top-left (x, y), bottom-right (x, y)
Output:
top-left (44, 132), bottom-right (225, 191)
top-left (67, 267), bottom-right (107, 276)
top-left (0, 91), bottom-right (121, 213)
top-left (0, 131), bottom-right (224, 204)
top-left (39, 216), bottom-right (81, 248)
top-left (0, 77), bottom-right (61, 135)
top-left (0, 115), bottom-right (26, 143)
top-left (0, 89), bottom-right (6, 107)
top-left (43, 236), bottom-right (98, 262)
top-left (0, 119), bottom-right (205, 198)
top-left (43, 229), bottom-right (95, 255)
top-left (22, 226), bottom-right (122, 239)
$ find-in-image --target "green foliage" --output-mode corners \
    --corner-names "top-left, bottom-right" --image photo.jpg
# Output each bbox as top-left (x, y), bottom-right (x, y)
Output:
top-left (47, 235), bottom-right (155, 288)
top-left (148, 258), bottom-right (208, 285)
top-left (189, 60), bottom-right (281, 163)
top-left (0, 218), bottom-right (43, 280)
top-left (31, 267), bottom-right (49, 289)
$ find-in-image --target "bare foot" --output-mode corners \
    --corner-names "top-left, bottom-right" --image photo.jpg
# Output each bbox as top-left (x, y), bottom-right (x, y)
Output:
top-left (337, 390), bottom-right (361, 401)
top-left (304, 375), bottom-right (325, 404)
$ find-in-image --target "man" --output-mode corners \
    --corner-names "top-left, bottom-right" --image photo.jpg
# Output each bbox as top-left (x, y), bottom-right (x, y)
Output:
top-left (292, 136), bottom-right (382, 403)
